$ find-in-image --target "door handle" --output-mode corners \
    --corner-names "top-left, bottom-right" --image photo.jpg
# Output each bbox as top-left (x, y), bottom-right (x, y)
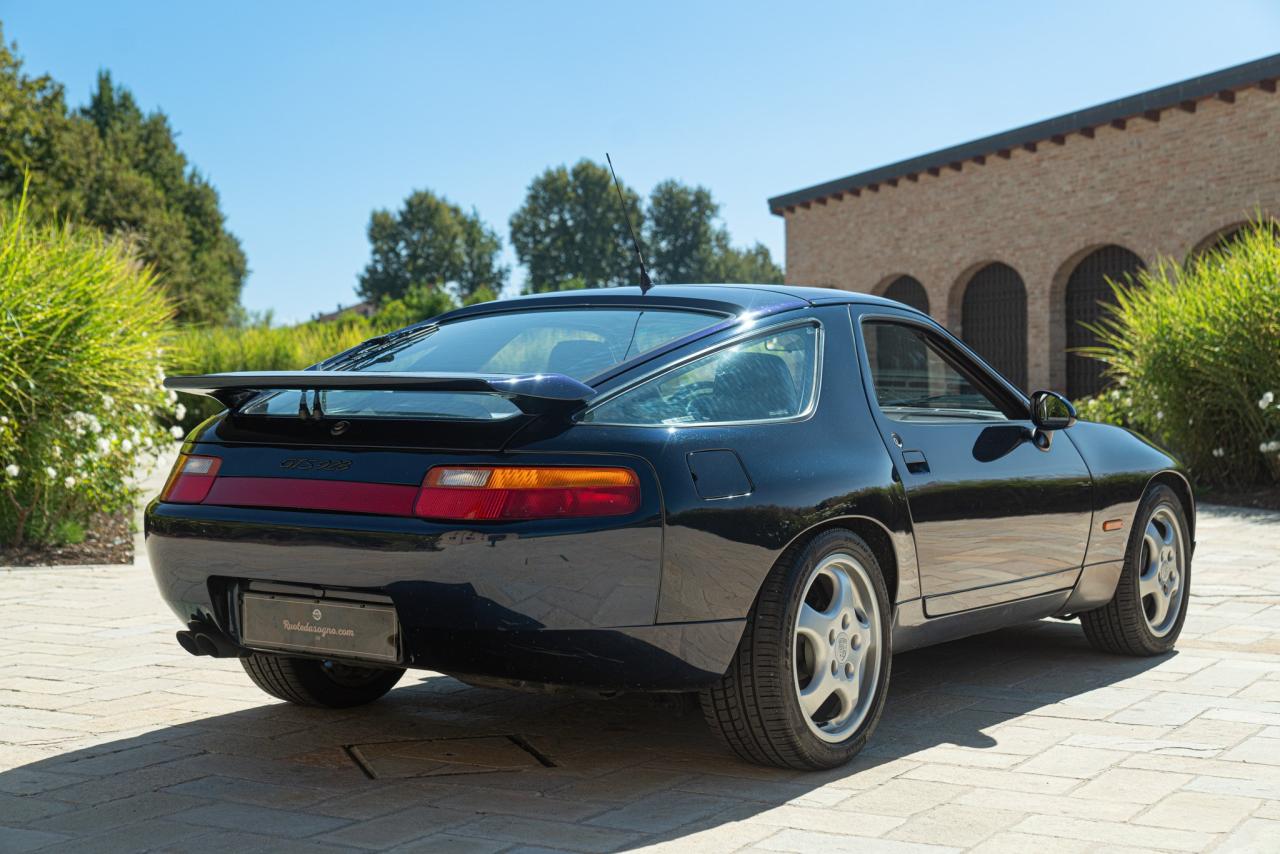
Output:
top-left (901, 449), bottom-right (930, 474)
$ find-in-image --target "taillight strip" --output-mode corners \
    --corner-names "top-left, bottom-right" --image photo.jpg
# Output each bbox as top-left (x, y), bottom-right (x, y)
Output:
top-left (202, 478), bottom-right (420, 517)
top-left (159, 461), bottom-right (642, 522)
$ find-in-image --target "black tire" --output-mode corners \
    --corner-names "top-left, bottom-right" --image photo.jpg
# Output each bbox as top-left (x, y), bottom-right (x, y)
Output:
top-left (700, 529), bottom-right (892, 770)
top-left (1081, 483), bottom-right (1191, 656)
top-left (240, 654), bottom-right (405, 708)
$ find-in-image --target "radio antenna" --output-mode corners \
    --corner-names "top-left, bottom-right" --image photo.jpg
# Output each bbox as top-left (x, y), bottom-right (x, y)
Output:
top-left (605, 153), bottom-right (653, 294)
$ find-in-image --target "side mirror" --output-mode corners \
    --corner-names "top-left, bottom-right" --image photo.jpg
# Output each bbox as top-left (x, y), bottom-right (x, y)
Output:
top-left (1030, 390), bottom-right (1077, 431)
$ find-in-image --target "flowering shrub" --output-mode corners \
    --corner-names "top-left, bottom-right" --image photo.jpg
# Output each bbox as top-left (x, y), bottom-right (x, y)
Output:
top-left (1073, 385), bottom-right (1138, 432)
top-left (0, 195), bottom-right (177, 546)
top-left (1081, 218), bottom-right (1280, 488)
top-left (1258, 390), bottom-right (1280, 482)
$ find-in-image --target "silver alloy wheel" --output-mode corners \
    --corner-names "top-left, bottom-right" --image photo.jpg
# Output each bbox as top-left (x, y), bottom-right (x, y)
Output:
top-left (793, 552), bottom-right (882, 743)
top-left (1139, 505), bottom-right (1185, 637)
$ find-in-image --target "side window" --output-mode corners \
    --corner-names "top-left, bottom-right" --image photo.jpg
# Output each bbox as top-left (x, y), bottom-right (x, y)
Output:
top-left (863, 322), bottom-right (1008, 422)
top-left (583, 324), bottom-right (820, 425)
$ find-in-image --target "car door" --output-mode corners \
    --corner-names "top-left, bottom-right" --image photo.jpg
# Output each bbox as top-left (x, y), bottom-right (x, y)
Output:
top-left (853, 309), bottom-right (1092, 617)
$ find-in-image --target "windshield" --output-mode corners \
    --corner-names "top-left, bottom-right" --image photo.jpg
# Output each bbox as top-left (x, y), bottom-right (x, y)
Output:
top-left (242, 307), bottom-right (722, 420)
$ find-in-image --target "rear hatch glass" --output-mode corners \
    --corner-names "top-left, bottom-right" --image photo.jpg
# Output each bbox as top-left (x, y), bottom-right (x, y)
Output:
top-left (239, 308), bottom-right (719, 422)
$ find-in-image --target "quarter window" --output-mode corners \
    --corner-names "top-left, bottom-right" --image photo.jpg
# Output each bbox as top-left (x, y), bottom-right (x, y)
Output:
top-left (863, 322), bottom-right (1008, 422)
top-left (584, 324), bottom-right (819, 425)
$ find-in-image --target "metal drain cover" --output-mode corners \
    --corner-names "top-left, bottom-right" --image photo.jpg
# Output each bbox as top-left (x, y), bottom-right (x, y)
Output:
top-left (345, 735), bottom-right (552, 779)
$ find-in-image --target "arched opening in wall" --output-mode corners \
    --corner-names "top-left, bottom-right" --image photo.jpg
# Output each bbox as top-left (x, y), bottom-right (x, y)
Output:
top-left (959, 263), bottom-right (1027, 390)
top-left (882, 275), bottom-right (930, 315)
top-left (1064, 245), bottom-right (1145, 400)
top-left (1189, 219), bottom-right (1278, 260)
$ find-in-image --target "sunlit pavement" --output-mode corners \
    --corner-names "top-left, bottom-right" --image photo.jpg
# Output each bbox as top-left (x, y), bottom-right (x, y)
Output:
top-left (2, 505), bottom-right (1279, 853)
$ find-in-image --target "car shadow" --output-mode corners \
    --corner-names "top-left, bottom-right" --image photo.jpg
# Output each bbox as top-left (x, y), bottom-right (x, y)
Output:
top-left (2, 618), bottom-right (1171, 851)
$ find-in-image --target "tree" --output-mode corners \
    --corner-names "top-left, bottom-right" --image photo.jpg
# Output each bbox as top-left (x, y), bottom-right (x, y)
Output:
top-left (646, 180), bottom-right (719, 283)
top-left (509, 159), bottom-right (643, 292)
top-left (646, 179), bottom-right (783, 284)
top-left (357, 189), bottom-right (505, 304)
top-left (707, 235), bottom-right (784, 284)
top-left (0, 31), bottom-right (247, 325)
top-left (373, 283), bottom-right (460, 330)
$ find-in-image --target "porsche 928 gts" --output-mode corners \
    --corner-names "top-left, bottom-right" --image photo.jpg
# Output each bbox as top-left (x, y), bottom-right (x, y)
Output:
top-left (150, 284), bottom-right (1193, 770)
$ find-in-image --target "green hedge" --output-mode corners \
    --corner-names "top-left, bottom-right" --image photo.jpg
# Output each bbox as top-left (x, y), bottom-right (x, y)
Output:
top-left (166, 317), bottom-right (382, 427)
top-left (0, 196), bottom-right (175, 546)
top-left (165, 284), bottom-right (464, 427)
top-left (1081, 219), bottom-right (1280, 488)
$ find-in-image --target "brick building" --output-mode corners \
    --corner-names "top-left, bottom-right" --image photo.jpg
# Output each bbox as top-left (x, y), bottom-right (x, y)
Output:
top-left (769, 54), bottom-right (1280, 397)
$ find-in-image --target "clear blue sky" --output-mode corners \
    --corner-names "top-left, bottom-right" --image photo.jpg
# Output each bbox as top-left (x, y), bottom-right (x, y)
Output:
top-left (3, 2), bottom-right (1279, 323)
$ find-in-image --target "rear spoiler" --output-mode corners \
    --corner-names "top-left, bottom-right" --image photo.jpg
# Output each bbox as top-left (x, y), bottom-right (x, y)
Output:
top-left (164, 371), bottom-right (596, 415)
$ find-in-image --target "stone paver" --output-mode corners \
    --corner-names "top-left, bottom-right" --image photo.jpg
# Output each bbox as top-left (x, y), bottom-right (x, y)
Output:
top-left (2, 504), bottom-right (1280, 851)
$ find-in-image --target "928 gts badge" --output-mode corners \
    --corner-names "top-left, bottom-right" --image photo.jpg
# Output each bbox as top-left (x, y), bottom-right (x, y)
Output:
top-left (280, 458), bottom-right (352, 472)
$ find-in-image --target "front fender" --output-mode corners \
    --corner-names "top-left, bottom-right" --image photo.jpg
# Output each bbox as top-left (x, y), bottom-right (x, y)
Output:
top-left (1061, 421), bottom-right (1193, 612)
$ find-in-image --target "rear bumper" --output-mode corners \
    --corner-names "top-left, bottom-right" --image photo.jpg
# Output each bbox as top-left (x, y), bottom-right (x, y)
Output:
top-left (145, 500), bottom-right (742, 691)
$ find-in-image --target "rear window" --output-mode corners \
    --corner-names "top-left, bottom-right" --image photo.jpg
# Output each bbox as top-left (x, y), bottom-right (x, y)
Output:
top-left (242, 308), bottom-right (720, 421)
top-left (352, 308), bottom-right (718, 379)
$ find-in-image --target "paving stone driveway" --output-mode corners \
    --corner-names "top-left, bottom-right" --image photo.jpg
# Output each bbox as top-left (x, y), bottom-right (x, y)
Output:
top-left (2, 505), bottom-right (1280, 853)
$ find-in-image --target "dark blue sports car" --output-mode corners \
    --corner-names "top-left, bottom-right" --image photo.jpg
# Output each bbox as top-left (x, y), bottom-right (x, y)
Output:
top-left (151, 284), bottom-right (1193, 769)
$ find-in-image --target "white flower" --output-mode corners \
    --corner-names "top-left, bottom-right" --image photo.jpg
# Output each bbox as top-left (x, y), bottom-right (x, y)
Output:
top-left (133, 403), bottom-right (144, 413)
top-left (1212, 447), bottom-right (1225, 458)
top-left (3, 463), bottom-right (18, 477)
top-left (1155, 410), bottom-right (1164, 421)
top-left (51, 444), bottom-right (61, 459)
top-left (63, 476), bottom-right (75, 488)
top-left (102, 394), bottom-right (115, 409)
top-left (44, 466), bottom-right (56, 479)
top-left (0, 415), bottom-right (7, 424)
top-left (175, 403), bottom-right (187, 421)
top-left (1261, 391), bottom-right (1276, 410)
top-left (96, 438), bottom-right (111, 454)
top-left (170, 425), bottom-right (185, 440)
top-left (121, 438), bottom-right (133, 453)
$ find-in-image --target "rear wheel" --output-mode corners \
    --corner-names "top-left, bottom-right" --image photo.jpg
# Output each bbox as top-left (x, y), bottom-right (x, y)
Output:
top-left (241, 654), bottom-right (404, 708)
top-left (1081, 484), bottom-right (1190, 656)
top-left (700, 530), bottom-right (891, 769)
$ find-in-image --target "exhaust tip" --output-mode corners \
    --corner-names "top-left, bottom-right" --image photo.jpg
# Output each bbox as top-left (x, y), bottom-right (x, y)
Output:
top-left (175, 631), bottom-right (202, 656)
top-left (194, 634), bottom-right (220, 657)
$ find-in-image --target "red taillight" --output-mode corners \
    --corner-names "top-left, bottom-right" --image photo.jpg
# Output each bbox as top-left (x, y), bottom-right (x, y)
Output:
top-left (160, 454), bottom-right (222, 504)
top-left (414, 466), bottom-right (641, 521)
